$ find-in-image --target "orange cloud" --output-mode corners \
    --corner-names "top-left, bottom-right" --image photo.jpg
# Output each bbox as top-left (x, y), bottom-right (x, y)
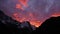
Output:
top-left (19, 0), bottom-right (28, 7)
top-left (52, 12), bottom-right (60, 17)
top-left (16, 4), bottom-right (24, 10)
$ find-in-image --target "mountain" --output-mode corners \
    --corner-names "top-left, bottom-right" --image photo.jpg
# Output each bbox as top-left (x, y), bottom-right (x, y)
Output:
top-left (31, 16), bottom-right (60, 34)
top-left (0, 10), bottom-right (35, 34)
top-left (0, 10), bottom-right (60, 34)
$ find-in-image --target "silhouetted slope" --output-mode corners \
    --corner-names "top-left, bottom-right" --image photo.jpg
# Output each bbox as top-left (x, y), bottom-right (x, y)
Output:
top-left (0, 10), bottom-right (22, 34)
top-left (21, 21), bottom-right (33, 31)
top-left (0, 21), bottom-right (21, 34)
top-left (0, 10), bottom-right (33, 34)
top-left (1, 10), bottom-right (60, 34)
top-left (32, 16), bottom-right (60, 34)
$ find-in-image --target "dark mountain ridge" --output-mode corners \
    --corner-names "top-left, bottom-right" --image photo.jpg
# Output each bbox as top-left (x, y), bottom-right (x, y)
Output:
top-left (0, 10), bottom-right (60, 34)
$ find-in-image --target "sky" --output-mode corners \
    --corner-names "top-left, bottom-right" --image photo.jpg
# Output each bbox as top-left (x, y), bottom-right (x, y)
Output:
top-left (0, 0), bottom-right (60, 27)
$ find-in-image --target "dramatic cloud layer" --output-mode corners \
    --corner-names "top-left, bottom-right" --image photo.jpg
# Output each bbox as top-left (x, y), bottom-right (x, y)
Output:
top-left (0, 0), bottom-right (60, 27)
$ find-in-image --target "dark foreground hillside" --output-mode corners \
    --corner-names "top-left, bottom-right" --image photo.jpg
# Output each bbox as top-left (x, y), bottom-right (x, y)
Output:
top-left (0, 10), bottom-right (60, 34)
top-left (32, 16), bottom-right (60, 34)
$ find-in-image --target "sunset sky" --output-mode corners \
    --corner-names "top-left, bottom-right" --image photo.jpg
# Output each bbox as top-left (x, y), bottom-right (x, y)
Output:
top-left (0, 0), bottom-right (60, 27)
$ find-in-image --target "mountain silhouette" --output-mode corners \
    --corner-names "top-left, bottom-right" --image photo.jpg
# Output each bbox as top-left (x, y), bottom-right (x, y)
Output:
top-left (32, 16), bottom-right (60, 34)
top-left (0, 10), bottom-right (60, 34)
top-left (0, 10), bottom-right (34, 34)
